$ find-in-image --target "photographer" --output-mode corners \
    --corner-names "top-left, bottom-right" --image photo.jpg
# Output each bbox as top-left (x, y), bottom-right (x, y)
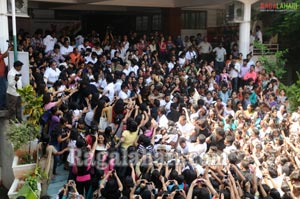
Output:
top-left (7, 60), bottom-right (23, 122)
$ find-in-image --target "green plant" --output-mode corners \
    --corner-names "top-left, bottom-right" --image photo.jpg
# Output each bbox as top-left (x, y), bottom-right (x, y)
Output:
top-left (17, 85), bottom-right (44, 126)
top-left (17, 167), bottom-right (46, 199)
top-left (282, 72), bottom-right (300, 112)
top-left (7, 121), bottom-right (38, 151)
top-left (17, 183), bottom-right (39, 199)
top-left (19, 152), bottom-right (33, 165)
top-left (15, 150), bottom-right (37, 165)
top-left (254, 41), bottom-right (288, 79)
top-left (7, 85), bottom-right (43, 152)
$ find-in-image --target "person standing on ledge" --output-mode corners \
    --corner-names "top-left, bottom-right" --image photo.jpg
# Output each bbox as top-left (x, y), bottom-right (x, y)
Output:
top-left (7, 60), bottom-right (23, 122)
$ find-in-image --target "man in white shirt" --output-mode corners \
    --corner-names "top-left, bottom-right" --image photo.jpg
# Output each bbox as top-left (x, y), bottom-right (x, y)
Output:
top-left (177, 137), bottom-right (191, 155)
top-left (78, 39), bottom-right (91, 54)
top-left (168, 55), bottom-right (176, 72)
top-left (190, 134), bottom-right (207, 157)
top-left (129, 61), bottom-right (139, 76)
top-left (255, 25), bottom-right (263, 43)
top-left (198, 36), bottom-right (212, 61)
top-left (92, 42), bottom-right (103, 56)
top-left (223, 135), bottom-right (237, 155)
top-left (176, 115), bottom-right (194, 140)
top-left (85, 51), bottom-right (98, 65)
top-left (103, 74), bottom-right (115, 102)
top-left (118, 82), bottom-right (131, 100)
top-left (185, 46), bottom-right (197, 62)
top-left (246, 54), bottom-right (255, 68)
top-left (44, 61), bottom-right (61, 88)
top-left (122, 62), bottom-right (130, 76)
top-left (43, 31), bottom-right (57, 53)
top-left (60, 39), bottom-right (73, 58)
top-left (114, 72), bottom-right (124, 96)
top-left (229, 58), bottom-right (240, 92)
top-left (157, 107), bottom-right (169, 129)
top-left (160, 93), bottom-right (172, 114)
top-left (7, 61), bottom-right (23, 122)
top-left (122, 35), bottom-right (130, 52)
top-left (213, 43), bottom-right (227, 74)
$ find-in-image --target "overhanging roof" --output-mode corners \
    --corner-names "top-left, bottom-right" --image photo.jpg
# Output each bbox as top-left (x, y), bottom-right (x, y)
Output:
top-left (29, 0), bottom-right (233, 10)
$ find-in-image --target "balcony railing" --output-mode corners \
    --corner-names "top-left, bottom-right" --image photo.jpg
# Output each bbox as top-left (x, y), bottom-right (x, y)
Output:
top-left (253, 43), bottom-right (279, 55)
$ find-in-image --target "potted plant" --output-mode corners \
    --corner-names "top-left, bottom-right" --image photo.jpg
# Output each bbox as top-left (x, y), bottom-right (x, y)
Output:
top-left (8, 167), bottom-right (45, 199)
top-left (8, 121), bottom-right (38, 179)
top-left (7, 85), bottom-right (44, 179)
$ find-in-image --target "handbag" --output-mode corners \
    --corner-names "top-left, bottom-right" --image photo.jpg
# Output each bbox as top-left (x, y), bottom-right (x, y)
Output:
top-left (99, 111), bottom-right (108, 131)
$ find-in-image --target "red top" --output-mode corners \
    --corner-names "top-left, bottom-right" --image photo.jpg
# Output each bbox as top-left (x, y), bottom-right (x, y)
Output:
top-left (0, 54), bottom-right (6, 77)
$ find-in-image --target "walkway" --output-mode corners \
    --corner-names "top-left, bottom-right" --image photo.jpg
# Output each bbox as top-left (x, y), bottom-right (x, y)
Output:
top-left (47, 165), bottom-right (69, 198)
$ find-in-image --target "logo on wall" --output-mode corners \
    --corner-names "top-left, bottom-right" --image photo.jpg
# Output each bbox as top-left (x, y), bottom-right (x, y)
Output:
top-left (260, 1), bottom-right (298, 12)
top-left (7, 0), bottom-right (28, 17)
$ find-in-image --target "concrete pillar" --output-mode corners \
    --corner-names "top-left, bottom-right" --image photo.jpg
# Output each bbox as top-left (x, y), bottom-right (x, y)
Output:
top-left (238, 0), bottom-right (258, 58)
top-left (0, 0), bottom-right (9, 56)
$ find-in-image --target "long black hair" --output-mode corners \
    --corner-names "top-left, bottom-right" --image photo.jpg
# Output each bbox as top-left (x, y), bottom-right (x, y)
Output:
top-left (40, 133), bottom-right (50, 157)
top-left (93, 100), bottom-right (106, 124)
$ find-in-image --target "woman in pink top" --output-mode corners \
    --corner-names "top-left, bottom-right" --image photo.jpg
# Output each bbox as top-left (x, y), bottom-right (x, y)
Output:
top-left (158, 36), bottom-right (167, 61)
top-left (73, 133), bottom-right (97, 197)
top-left (43, 88), bottom-right (77, 110)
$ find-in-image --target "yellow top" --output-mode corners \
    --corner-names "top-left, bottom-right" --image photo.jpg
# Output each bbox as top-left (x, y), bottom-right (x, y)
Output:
top-left (121, 130), bottom-right (138, 149)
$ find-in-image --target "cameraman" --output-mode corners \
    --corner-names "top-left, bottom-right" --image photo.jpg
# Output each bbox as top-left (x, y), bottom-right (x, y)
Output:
top-left (7, 60), bottom-right (23, 122)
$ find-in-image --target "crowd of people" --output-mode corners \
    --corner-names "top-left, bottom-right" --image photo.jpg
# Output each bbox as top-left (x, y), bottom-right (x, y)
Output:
top-left (2, 27), bottom-right (300, 199)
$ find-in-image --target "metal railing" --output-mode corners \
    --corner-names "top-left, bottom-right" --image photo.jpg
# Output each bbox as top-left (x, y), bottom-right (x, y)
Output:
top-left (253, 43), bottom-right (279, 55)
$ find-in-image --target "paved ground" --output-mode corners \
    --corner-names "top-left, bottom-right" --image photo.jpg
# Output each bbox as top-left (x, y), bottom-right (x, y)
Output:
top-left (47, 165), bottom-right (69, 198)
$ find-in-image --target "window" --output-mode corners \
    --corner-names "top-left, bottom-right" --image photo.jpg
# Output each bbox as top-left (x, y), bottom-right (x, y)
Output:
top-left (181, 11), bottom-right (207, 29)
top-left (136, 16), bottom-right (148, 31)
top-left (152, 14), bottom-right (161, 31)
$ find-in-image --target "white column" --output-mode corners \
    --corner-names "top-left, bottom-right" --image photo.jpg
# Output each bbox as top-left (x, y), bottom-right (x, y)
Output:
top-left (238, 0), bottom-right (257, 58)
top-left (0, 0), bottom-right (9, 56)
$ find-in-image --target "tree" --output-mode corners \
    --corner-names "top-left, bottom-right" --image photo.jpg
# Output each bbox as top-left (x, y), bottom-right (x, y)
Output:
top-left (262, 0), bottom-right (300, 82)
top-left (282, 72), bottom-right (300, 112)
